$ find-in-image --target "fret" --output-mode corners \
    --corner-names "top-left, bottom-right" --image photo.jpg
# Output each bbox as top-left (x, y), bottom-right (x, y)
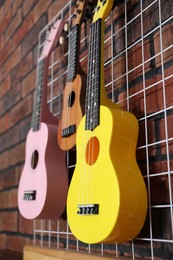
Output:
top-left (67, 25), bottom-right (79, 82)
top-left (31, 58), bottom-right (45, 132)
top-left (85, 19), bottom-right (101, 131)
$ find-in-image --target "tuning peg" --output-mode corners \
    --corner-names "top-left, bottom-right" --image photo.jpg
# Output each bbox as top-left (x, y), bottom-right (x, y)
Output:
top-left (75, 2), bottom-right (79, 9)
top-left (72, 13), bottom-right (77, 19)
top-left (77, 9), bottom-right (82, 14)
top-left (64, 23), bottom-right (69, 32)
top-left (59, 36), bottom-right (66, 45)
top-left (59, 22), bottom-right (69, 45)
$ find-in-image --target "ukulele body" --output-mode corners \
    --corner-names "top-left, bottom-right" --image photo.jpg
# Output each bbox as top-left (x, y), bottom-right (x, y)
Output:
top-left (58, 73), bottom-right (86, 150)
top-left (18, 122), bottom-right (68, 219)
top-left (67, 105), bottom-right (147, 244)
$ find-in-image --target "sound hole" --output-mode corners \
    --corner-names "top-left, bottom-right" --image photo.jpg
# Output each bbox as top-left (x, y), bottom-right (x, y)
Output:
top-left (86, 137), bottom-right (100, 165)
top-left (68, 91), bottom-right (75, 107)
top-left (31, 150), bottom-right (39, 169)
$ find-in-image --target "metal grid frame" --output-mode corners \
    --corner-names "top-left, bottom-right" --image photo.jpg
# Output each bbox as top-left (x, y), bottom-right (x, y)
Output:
top-left (33, 0), bottom-right (173, 259)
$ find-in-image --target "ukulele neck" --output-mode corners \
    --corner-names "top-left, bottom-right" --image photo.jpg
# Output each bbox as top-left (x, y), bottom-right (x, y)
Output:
top-left (67, 25), bottom-right (80, 82)
top-left (31, 57), bottom-right (49, 131)
top-left (85, 19), bottom-right (105, 131)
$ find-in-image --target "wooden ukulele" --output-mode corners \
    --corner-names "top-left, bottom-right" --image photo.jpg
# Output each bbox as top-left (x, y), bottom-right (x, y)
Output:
top-left (57, 0), bottom-right (90, 150)
top-left (18, 20), bottom-right (68, 220)
top-left (67, 0), bottom-right (148, 244)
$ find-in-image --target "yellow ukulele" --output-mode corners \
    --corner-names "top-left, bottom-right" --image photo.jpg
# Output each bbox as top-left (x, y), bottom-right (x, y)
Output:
top-left (57, 0), bottom-right (90, 150)
top-left (67, 0), bottom-right (148, 244)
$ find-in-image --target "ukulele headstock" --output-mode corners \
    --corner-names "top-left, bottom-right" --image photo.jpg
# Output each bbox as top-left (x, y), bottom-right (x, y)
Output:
top-left (93, 0), bottom-right (114, 22)
top-left (71, 0), bottom-right (89, 27)
top-left (40, 19), bottom-right (65, 59)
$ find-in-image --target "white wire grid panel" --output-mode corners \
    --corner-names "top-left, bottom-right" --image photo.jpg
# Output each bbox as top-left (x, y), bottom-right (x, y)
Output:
top-left (33, 0), bottom-right (173, 259)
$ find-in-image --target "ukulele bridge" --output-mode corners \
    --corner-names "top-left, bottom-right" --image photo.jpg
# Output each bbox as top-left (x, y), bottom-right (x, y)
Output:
top-left (23, 190), bottom-right (36, 201)
top-left (77, 204), bottom-right (99, 215)
top-left (62, 124), bottom-right (76, 137)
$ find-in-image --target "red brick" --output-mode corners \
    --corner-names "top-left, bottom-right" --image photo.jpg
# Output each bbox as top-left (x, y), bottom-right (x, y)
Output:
top-left (0, 68), bottom-right (3, 85)
top-left (0, 166), bottom-right (20, 190)
top-left (145, 81), bottom-right (163, 114)
top-left (0, 5), bottom-right (4, 23)
top-left (127, 0), bottom-right (138, 9)
top-left (114, 56), bottom-right (126, 88)
top-left (165, 73), bottom-right (173, 107)
top-left (48, 0), bottom-right (69, 22)
top-left (168, 139), bottom-right (173, 155)
top-left (3, 46), bottom-right (21, 78)
top-left (128, 39), bottom-right (151, 82)
top-left (19, 215), bottom-right (33, 235)
top-left (118, 92), bottom-right (127, 110)
top-left (125, 9), bottom-right (141, 45)
top-left (143, 1), bottom-right (159, 36)
top-left (11, 52), bottom-right (33, 86)
top-left (21, 69), bottom-right (36, 98)
top-left (171, 160), bottom-right (173, 173)
top-left (138, 119), bottom-right (156, 146)
top-left (0, 3), bottom-right (12, 35)
top-left (164, 65), bottom-right (173, 78)
top-left (146, 77), bottom-right (164, 113)
top-left (0, 212), bottom-right (18, 232)
top-left (3, 0), bottom-right (12, 12)
top-left (0, 76), bottom-right (11, 99)
top-left (112, 2), bottom-right (125, 21)
top-left (137, 119), bottom-right (157, 160)
top-left (22, 0), bottom-right (37, 17)
top-left (12, 0), bottom-right (22, 15)
top-left (146, 88), bottom-right (158, 114)
top-left (167, 115), bottom-right (173, 138)
top-left (144, 39), bottom-right (152, 66)
top-left (149, 160), bottom-right (168, 175)
top-left (104, 37), bottom-right (112, 64)
top-left (33, 0), bottom-right (51, 23)
top-left (0, 39), bottom-right (13, 67)
top-left (0, 84), bottom-right (21, 118)
top-left (0, 125), bottom-right (20, 153)
top-left (9, 142), bottom-right (25, 166)
top-left (19, 116), bottom-right (31, 141)
top-left (0, 234), bottom-right (7, 250)
top-left (0, 151), bottom-right (9, 171)
top-left (129, 81), bottom-right (143, 97)
top-left (0, 191), bottom-right (8, 209)
top-left (7, 236), bottom-right (30, 253)
top-left (154, 23), bottom-right (173, 67)
top-left (160, 114), bottom-right (173, 152)
top-left (5, 8), bottom-right (22, 44)
top-left (0, 34), bottom-right (4, 50)
top-left (10, 95), bottom-right (32, 126)
top-left (150, 175), bottom-right (171, 204)
top-left (13, 12), bottom-right (35, 49)
top-left (13, 0), bottom-right (50, 49)
top-left (129, 89), bottom-right (144, 117)
top-left (21, 14), bottom-right (46, 57)
top-left (0, 113), bottom-right (10, 134)
top-left (8, 188), bottom-right (18, 208)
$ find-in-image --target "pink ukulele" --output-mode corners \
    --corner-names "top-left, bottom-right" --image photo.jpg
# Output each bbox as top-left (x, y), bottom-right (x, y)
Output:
top-left (18, 20), bottom-right (68, 220)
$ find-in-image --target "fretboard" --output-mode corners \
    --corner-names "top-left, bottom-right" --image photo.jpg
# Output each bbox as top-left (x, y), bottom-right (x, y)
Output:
top-left (85, 19), bottom-right (101, 131)
top-left (67, 25), bottom-right (79, 82)
top-left (31, 58), bottom-right (45, 131)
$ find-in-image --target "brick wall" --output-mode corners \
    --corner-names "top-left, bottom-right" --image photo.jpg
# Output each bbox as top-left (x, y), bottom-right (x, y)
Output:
top-left (0, 0), bottom-right (68, 252)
